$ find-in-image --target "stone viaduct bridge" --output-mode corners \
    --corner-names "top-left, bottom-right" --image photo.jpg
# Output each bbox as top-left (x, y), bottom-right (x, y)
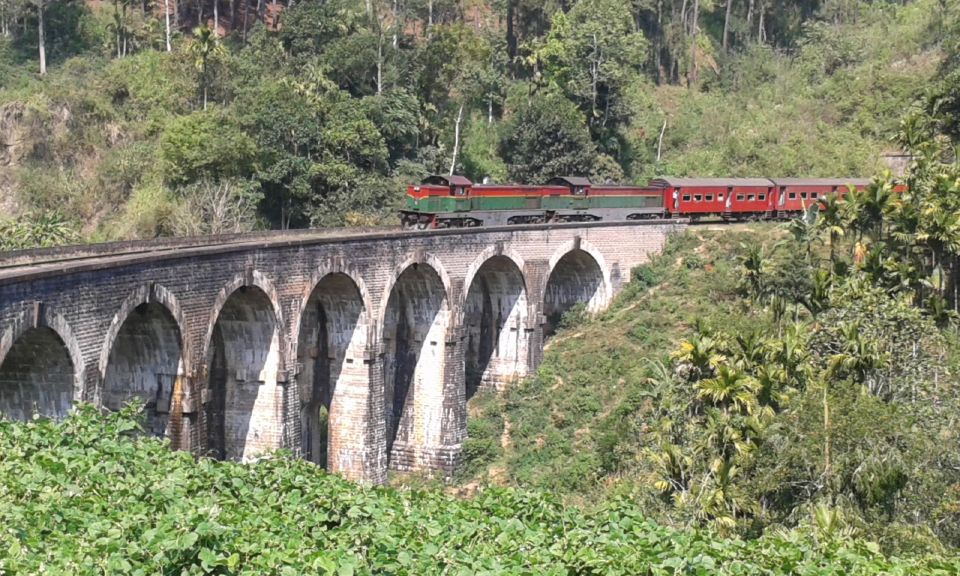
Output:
top-left (0, 221), bottom-right (681, 484)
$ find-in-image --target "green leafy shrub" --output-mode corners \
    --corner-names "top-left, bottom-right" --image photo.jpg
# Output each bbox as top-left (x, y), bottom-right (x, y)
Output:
top-left (2, 406), bottom-right (958, 574)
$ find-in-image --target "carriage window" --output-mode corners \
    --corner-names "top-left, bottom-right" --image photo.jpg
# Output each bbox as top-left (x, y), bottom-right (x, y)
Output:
top-left (682, 194), bottom-right (691, 202)
top-left (747, 194), bottom-right (755, 201)
top-left (801, 192), bottom-right (808, 199)
top-left (573, 186), bottom-right (587, 196)
top-left (694, 194), bottom-right (702, 202)
top-left (706, 195), bottom-right (714, 201)
top-left (718, 194), bottom-right (724, 201)
top-left (759, 194), bottom-right (766, 201)
top-left (811, 192), bottom-right (818, 199)
top-left (789, 192), bottom-right (797, 199)
top-left (453, 186), bottom-right (466, 196)
top-left (737, 194), bottom-right (745, 201)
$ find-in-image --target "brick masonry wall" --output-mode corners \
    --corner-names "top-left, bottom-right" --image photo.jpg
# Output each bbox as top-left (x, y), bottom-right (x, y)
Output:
top-left (0, 221), bottom-right (684, 483)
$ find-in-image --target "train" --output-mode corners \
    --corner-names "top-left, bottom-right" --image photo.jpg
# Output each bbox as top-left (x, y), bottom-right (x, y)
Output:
top-left (401, 175), bottom-right (886, 229)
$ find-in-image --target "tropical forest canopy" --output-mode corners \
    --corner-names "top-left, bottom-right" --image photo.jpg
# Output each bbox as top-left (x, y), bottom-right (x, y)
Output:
top-left (0, 0), bottom-right (957, 245)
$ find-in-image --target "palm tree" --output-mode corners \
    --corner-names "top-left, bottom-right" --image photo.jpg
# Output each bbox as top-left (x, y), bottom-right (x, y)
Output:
top-left (696, 365), bottom-right (758, 415)
top-left (802, 269), bottom-right (832, 317)
top-left (817, 193), bottom-right (847, 264)
top-left (786, 205), bottom-right (819, 264)
top-left (672, 330), bottom-right (725, 383)
top-left (190, 26), bottom-right (226, 110)
top-left (857, 179), bottom-right (894, 242)
top-left (917, 202), bottom-right (960, 296)
top-left (739, 243), bottom-right (770, 302)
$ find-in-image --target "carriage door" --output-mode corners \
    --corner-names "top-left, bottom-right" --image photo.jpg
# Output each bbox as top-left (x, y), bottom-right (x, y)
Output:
top-left (571, 185), bottom-right (588, 210)
top-left (452, 185), bottom-right (470, 212)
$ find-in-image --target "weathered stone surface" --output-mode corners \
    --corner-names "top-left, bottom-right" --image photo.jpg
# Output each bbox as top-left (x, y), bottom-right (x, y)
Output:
top-left (0, 221), bottom-right (682, 483)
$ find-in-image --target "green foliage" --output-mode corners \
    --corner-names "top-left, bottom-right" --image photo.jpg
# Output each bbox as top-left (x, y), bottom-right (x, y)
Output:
top-left (499, 90), bottom-right (597, 183)
top-left (0, 211), bottom-right (79, 249)
top-left (462, 206), bottom-right (960, 551)
top-left (530, 0), bottom-right (646, 159)
top-left (1, 0), bottom-right (952, 242)
top-left (2, 406), bottom-right (958, 574)
top-left (159, 108), bottom-right (256, 185)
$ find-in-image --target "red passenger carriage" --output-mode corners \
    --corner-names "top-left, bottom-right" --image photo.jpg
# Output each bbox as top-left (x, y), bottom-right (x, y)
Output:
top-left (771, 178), bottom-right (871, 218)
top-left (652, 178), bottom-right (776, 221)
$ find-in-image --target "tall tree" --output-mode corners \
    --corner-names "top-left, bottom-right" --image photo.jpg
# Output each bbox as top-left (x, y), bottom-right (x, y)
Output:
top-left (31, 0), bottom-right (48, 74)
top-left (499, 90), bottom-right (597, 183)
top-left (189, 25), bottom-right (225, 110)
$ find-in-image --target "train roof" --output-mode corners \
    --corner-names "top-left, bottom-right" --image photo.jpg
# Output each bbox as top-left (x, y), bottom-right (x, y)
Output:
top-left (547, 176), bottom-right (593, 187)
top-left (769, 178), bottom-right (872, 187)
top-left (652, 177), bottom-right (775, 187)
top-left (422, 174), bottom-right (473, 186)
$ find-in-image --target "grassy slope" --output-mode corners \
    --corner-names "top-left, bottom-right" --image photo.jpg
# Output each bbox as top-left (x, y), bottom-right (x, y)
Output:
top-left (462, 225), bottom-right (784, 500)
top-left (631, 0), bottom-right (944, 180)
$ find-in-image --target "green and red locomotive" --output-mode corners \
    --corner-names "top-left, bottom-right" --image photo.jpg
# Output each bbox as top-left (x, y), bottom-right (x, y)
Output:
top-left (401, 175), bottom-right (887, 228)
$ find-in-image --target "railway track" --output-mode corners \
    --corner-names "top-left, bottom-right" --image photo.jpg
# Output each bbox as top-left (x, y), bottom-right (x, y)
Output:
top-left (0, 218), bottom-right (691, 280)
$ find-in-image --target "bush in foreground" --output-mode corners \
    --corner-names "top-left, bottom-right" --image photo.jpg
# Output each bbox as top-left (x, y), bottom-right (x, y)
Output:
top-left (1, 406), bottom-right (958, 574)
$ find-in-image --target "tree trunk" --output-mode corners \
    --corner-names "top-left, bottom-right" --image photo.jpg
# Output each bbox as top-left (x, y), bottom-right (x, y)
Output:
top-left (37, 0), bottom-right (46, 75)
top-left (376, 29), bottom-right (383, 95)
top-left (746, 0), bottom-right (754, 40)
top-left (242, 0), bottom-right (248, 43)
top-left (757, 2), bottom-right (765, 43)
top-left (449, 103), bottom-right (464, 176)
top-left (488, 98), bottom-right (493, 124)
top-left (823, 381), bottom-right (830, 479)
top-left (680, 0), bottom-right (688, 35)
top-left (122, 3), bottom-right (128, 56)
top-left (506, 0), bottom-right (516, 61)
top-left (392, 0), bottom-right (398, 48)
top-left (115, 0), bottom-right (121, 58)
top-left (590, 33), bottom-right (599, 121)
top-left (213, 0), bottom-right (219, 36)
top-left (688, 0), bottom-right (699, 86)
top-left (654, 0), bottom-right (662, 84)
top-left (164, 0), bottom-right (172, 51)
top-left (722, 0), bottom-right (732, 50)
top-left (657, 120), bottom-right (666, 162)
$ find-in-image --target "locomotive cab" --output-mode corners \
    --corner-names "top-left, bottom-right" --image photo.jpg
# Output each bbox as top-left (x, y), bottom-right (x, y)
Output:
top-left (546, 176), bottom-right (593, 213)
top-left (422, 174), bottom-right (474, 197)
top-left (548, 176), bottom-right (592, 197)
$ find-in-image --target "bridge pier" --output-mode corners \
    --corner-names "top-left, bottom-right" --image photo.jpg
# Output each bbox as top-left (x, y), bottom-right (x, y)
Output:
top-left (0, 221), bottom-right (682, 483)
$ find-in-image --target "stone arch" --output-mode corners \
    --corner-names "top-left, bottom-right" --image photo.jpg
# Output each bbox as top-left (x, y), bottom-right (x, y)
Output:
top-left (201, 270), bottom-right (287, 369)
top-left (294, 264), bottom-right (371, 476)
top-left (98, 284), bottom-right (188, 437)
top-left (376, 252), bottom-right (453, 330)
top-left (379, 256), bottom-right (452, 467)
top-left (460, 246), bottom-right (527, 322)
top-left (461, 252), bottom-right (530, 398)
top-left (202, 271), bottom-right (287, 461)
top-left (0, 306), bottom-right (84, 421)
top-left (542, 240), bottom-right (612, 337)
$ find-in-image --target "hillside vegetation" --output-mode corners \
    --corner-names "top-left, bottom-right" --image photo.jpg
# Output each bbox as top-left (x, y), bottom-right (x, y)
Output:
top-left (0, 0), bottom-right (956, 246)
top-left (2, 405), bottom-right (959, 574)
top-left (461, 143), bottom-right (960, 553)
